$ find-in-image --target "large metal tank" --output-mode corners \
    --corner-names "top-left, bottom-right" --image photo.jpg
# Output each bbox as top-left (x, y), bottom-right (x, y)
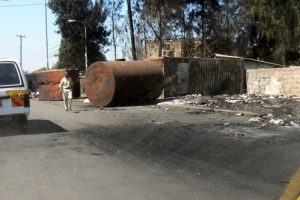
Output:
top-left (84, 61), bottom-right (164, 107)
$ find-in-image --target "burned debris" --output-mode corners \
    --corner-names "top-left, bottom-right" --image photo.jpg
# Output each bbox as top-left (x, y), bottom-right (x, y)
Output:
top-left (157, 94), bottom-right (300, 128)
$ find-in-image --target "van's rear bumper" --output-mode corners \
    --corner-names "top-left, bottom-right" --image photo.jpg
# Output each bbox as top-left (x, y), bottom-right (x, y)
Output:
top-left (0, 107), bottom-right (30, 120)
top-left (0, 107), bottom-right (30, 115)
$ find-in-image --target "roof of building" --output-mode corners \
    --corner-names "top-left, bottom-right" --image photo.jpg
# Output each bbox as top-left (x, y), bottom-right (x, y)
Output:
top-left (144, 55), bottom-right (164, 61)
top-left (214, 53), bottom-right (286, 67)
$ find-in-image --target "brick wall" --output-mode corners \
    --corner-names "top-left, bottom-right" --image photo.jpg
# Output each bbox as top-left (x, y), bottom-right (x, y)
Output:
top-left (247, 66), bottom-right (300, 96)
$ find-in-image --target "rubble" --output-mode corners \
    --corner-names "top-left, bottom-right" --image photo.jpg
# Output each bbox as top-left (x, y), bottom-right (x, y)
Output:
top-left (290, 121), bottom-right (300, 127)
top-left (269, 118), bottom-right (284, 126)
top-left (225, 99), bottom-right (242, 104)
top-left (267, 113), bottom-right (274, 119)
top-left (83, 98), bottom-right (91, 105)
top-left (157, 94), bottom-right (300, 128)
top-left (248, 117), bottom-right (262, 123)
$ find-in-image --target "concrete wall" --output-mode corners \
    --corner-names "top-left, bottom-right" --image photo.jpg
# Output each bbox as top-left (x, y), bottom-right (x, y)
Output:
top-left (146, 40), bottom-right (182, 58)
top-left (247, 66), bottom-right (300, 96)
top-left (244, 60), bottom-right (281, 70)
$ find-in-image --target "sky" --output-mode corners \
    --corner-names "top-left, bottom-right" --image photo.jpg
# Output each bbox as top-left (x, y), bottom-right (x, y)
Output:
top-left (0, 0), bottom-right (117, 73)
top-left (0, 0), bottom-right (62, 72)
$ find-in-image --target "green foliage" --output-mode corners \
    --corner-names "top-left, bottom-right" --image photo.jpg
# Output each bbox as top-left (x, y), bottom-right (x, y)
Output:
top-left (49, 0), bottom-right (300, 64)
top-left (49, 0), bottom-right (110, 71)
top-left (140, 0), bottom-right (185, 56)
top-left (212, 0), bottom-right (249, 56)
top-left (186, 0), bottom-right (220, 57)
top-left (248, 0), bottom-right (300, 64)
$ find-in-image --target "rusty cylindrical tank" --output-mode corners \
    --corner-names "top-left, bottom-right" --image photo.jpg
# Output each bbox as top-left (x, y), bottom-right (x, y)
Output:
top-left (84, 61), bottom-right (164, 107)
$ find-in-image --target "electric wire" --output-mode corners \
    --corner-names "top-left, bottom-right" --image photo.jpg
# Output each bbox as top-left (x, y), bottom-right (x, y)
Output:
top-left (48, 22), bottom-right (101, 56)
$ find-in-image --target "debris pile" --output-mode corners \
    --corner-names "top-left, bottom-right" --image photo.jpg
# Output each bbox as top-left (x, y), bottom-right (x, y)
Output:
top-left (157, 94), bottom-right (300, 127)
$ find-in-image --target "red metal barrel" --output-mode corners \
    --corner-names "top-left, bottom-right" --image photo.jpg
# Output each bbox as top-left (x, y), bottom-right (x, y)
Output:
top-left (38, 84), bottom-right (63, 101)
top-left (84, 61), bottom-right (164, 107)
top-left (35, 69), bottom-right (80, 101)
top-left (36, 70), bottom-right (65, 85)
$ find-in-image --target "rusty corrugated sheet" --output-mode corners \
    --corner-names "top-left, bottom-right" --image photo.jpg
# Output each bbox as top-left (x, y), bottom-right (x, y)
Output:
top-left (163, 58), bottom-right (244, 97)
top-left (36, 69), bottom-right (80, 101)
top-left (84, 61), bottom-right (164, 107)
top-left (36, 70), bottom-right (65, 84)
top-left (38, 84), bottom-right (62, 101)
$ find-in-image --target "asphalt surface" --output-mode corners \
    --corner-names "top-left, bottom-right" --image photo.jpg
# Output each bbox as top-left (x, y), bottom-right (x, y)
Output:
top-left (0, 99), bottom-right (299, 200)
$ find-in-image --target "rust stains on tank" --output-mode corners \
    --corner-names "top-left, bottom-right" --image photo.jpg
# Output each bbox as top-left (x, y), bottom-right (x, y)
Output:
top-left (84, 61), bottom-right (163, 107)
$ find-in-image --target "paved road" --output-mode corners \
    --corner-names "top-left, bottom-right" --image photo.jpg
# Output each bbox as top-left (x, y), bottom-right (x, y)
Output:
top-left (0, 100), bottom-right (299, 200)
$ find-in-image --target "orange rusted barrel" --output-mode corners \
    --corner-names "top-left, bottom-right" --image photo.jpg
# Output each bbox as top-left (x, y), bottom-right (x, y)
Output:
top-left (84, 61), bottom-right (163, 107)
top-left (36, 69), bottom-right (65, 85)
top-left (36, 69), bottom-right (80, 101)
top-left (38, 84), bottom-right (63, 101)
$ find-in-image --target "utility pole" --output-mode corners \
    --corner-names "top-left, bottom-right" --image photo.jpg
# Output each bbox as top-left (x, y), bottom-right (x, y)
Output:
top-left (84, 24), bottom-right (88, 70)
top-left (45, 0), bottom-right (49, 70)
top-left (16, 35), bottom-right (26, 69)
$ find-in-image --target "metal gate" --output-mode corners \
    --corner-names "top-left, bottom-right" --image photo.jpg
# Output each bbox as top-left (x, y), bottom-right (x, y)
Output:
top-left (163, 58), bottom-right (244, 97)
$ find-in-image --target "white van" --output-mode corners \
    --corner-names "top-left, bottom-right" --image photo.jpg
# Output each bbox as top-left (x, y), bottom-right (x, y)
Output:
top-left (0, 59), bottom-right (30, 124)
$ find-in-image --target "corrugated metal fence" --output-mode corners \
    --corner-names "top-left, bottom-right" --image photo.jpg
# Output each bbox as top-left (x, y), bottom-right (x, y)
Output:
top-left (163, 58), bottom-right (245, 97)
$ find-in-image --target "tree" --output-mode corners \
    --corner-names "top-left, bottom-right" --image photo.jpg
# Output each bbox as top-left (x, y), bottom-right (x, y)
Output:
top-left (247, 0), bottom-right (300, 64)
top-left (141, 0), bottom-right (183, 57)
top-left (132, 0), bottom-right (150, 59)
top-left (104, 0), bottom-right (300, 64)
top-left (49, 0), bottom-right (110, 71)
top-left (187, 0), bottom-right (220, 57)
top-left (108, 0), bottom-right (124, 60)
top-left (208, 0), bottom-right (250, 57)
top-left (127, 0), bottom-right (137, 60)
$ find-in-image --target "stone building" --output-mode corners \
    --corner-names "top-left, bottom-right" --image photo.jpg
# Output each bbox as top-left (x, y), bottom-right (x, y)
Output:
top-left (145, 40), bottom-right (183, 58)
top-left (145, 39), bottom-right (206, 58)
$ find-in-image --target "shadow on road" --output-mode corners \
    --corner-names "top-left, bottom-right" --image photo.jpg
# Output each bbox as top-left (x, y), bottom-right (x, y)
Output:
top-left (0, 120), bottom-right (67, 137)
top-left (73, 122), bottom-right (300, 198)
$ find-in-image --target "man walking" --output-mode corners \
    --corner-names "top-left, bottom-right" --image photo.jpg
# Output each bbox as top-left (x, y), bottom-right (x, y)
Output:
top-left (59, 70), bottom-right (73, 111)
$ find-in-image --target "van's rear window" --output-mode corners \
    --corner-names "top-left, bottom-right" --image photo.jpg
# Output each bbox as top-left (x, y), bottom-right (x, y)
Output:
top-left (0, 63), bottom-right (22, 87)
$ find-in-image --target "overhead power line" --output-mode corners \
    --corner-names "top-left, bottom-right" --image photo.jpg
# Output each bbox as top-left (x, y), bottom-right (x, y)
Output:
top-left (45, 0), bottom-right (49, 70)
top-left (48, 44), bottom-right (60, 50)
top-left (48, 22), bottom-right (100, 56)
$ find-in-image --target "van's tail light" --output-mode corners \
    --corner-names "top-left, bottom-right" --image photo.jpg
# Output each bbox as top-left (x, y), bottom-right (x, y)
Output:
top-left (7, 90), bottom-right (30, 107)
